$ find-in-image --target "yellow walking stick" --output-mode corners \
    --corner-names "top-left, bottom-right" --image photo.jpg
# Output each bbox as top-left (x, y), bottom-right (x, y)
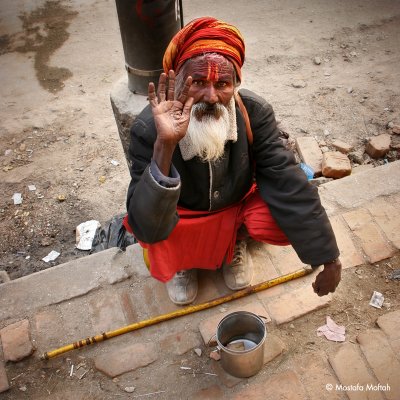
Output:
top-left (40, 267), bottom-right (312, 360)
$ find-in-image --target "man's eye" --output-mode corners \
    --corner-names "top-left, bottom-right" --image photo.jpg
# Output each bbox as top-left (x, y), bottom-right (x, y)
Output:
top-left (216, 81), bottom-right (228, 88)
top-left (193, 80), bottom-right (204, 86)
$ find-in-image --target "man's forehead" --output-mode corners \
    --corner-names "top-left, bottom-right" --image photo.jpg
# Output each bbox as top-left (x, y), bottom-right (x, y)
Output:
top-left (185, 55), bottom-right (235, 81)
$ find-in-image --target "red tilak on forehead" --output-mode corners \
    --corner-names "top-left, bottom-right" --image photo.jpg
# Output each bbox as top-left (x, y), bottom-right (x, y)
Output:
top-left (207, 61), bottom-right (219, 81)
top-left (184, 54), bottom-right (234, 82)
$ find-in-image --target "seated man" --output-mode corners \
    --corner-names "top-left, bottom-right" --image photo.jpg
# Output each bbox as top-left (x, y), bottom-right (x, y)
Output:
top-left (125, 17), bottom-right (342, 305)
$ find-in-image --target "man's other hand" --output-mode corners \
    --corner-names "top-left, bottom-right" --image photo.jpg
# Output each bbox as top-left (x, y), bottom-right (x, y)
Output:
top-left (312, 259), bottom-right (342, 296)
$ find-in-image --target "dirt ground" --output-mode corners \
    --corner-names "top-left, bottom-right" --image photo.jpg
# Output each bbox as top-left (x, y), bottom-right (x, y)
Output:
top-left (0, 0), bottom-right (399, 397)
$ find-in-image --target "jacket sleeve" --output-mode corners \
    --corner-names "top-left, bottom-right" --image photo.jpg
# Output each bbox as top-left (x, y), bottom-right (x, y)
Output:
top-left (241, 90), bottom-right (340, 266)
top-left (126, 109), bottom-right (181, 243)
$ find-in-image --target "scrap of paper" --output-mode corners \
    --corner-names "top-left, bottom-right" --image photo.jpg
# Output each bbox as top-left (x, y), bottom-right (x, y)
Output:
top-left (42, 250), bottom-right (60, 263)
top-left (76, 220), bottom-right (100, 250)
top-left (317, 316), bottom-right (346, 342)
top-left (369, 291), bottom-right (384, 309)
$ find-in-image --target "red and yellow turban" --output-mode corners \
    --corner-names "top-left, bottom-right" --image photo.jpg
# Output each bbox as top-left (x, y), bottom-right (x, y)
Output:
top-left (163, 17), bottom-right (245, 81)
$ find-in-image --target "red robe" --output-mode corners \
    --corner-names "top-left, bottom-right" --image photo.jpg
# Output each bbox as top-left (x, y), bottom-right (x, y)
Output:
top-left (124, 185), bottom-right (289, 282)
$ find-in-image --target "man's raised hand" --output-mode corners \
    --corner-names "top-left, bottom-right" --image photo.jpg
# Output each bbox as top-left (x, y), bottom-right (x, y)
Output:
top-left (148, 70), bottom-right (193, 146)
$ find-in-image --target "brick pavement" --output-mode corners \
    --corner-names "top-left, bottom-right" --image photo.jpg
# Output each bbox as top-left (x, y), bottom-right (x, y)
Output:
top-left (0, 164), bottom-right (400, 398)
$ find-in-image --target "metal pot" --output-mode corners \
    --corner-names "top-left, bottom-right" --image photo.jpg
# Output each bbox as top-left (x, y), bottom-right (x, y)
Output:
top-left (215, 311), bottom-right (267, 378)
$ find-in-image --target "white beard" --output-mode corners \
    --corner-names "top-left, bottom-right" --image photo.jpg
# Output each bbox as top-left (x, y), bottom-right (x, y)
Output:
top-left (182, 96), bottom-right (237, 162)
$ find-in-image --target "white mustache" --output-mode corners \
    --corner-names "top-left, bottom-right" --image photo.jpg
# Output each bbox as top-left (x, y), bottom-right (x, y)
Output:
top-left (192, 102), bottom-right (226, 120)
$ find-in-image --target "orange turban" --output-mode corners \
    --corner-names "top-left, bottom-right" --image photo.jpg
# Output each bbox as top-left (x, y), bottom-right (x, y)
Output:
top-left (163, 17), bottom-right (245, 81)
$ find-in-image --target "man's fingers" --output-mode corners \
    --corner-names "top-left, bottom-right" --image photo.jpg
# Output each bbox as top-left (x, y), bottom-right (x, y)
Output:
top-left (177, 76), bottom-right (192, 104)
top-left (313, 283), bottom-right (325, 297)
top-left (157, 73), bottom-right (167, 102)
top-left (148, 82), bottom-right (158, 107)
top-left (167, 70), bottom-right (175, 100)
top-left (182, 96), bottom-right (194, 118)
top-left (313, 275), bottom-right (335, 297)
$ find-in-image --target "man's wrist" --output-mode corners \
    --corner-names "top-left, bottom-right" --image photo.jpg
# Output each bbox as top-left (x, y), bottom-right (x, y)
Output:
top-left (150, 159), bottom-right (180, 188)
top-left (325, 258), bottom-right (338, 264)
top-left (324, 258), bottom-right (341, 268)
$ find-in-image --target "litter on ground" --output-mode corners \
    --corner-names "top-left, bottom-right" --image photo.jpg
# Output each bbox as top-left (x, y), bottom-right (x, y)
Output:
top-left (12, 193), bottom-right (22, 205)
top-left (317, 316), bottom-right (346, 342)
top-left (42, 250), bottom-right (61, 263)
top-left (76, 220), bottom-right (101, 250)
top-left (369, 291), bottom-right (384, 308)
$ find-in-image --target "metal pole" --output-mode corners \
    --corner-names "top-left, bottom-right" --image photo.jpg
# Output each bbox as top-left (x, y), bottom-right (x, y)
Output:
top-left (114, 0), bottom-right (183, 95)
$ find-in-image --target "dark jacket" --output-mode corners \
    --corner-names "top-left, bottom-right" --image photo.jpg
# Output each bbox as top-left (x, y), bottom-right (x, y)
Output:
top-left (127, 88), bottom-right (339, 266)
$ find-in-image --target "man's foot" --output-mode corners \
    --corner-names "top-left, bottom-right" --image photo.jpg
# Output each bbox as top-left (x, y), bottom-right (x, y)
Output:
top-left (223, 240), bottom-right (254, 290)
top-left (165, 269), bottom-right (198, 305)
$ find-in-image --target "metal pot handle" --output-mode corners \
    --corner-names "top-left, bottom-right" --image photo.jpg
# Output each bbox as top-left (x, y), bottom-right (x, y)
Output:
top-left (207, 334), bottom-right (221, 360)
top-left (207, 334), bottom-right (217, 348)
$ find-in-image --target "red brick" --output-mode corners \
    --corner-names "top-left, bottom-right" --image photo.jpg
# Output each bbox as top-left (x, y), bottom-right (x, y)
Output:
top-left (0, 361), bottom-right (9, 393)
top-left (121, 275), bottom-right (210, 339)
top-left (141, 279), bottom-right (181, 317)
top-left (292, 351), bottom-right (342, 400)
top-left (296, 137), bottom-right (323, 176)
top-left (367, 198), bottom-right (400, 249)
top-left (88, 290), bottom-right (127, 333)
top-left (248, 241), bottom-right (279, 283)
top-left (231, 370), bottom-right (307, 399)
top-left (120, 290), bottom-right (139, 324)
top-left (263, 334), bottom-right (285, 364)
top-left (329, 343), bottom-right (384, 400)
top-left (211, 362), bottom-right (244, 388)
top-left (322, 151), bottom-right (352, 179)
top-left (365, 134), bottom-right (391, 158)
top-left (94, 342), bottom-right (158, 377)
top-left (256, 282), bottom-right (286, 300)
top-left (343, 208), bottom-right (371, 230)
top-left (198, 301), bottom-right (270, 345)
top-left (0, 320), bottom-right (34, 362)
top-left (57, 300), bottom-right (93, 343)
top-left (329, 216), bottom-right (364, 269)
top-left (196, 272), bottom-right (225, 304)
top-left (159, 330), bottom-right (201, 356)
top-left (376, 310), bottom-right (400, 341)
top-left (263, 244), bottom-right (305, 275)
top-left (284, 267), bottom-right (317, 290)
top-left (248, 242), bottom-right (286, 299)
top-left (342, 209), bottom-right (395, 263)
top-left (332, 140), bottom-right (353, 154)
top-left (34, 309), bottom-right (64, 350)
top-left (192, 384), bottom-right (224, 399)
top-left (357, 329), bottom-right (400, 400)
top-left (265, 284), bottom-right (331, 325)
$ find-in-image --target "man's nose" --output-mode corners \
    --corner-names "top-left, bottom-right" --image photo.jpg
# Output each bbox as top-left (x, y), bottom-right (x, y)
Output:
top-left (203, 85), bottom-right (218, 104)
